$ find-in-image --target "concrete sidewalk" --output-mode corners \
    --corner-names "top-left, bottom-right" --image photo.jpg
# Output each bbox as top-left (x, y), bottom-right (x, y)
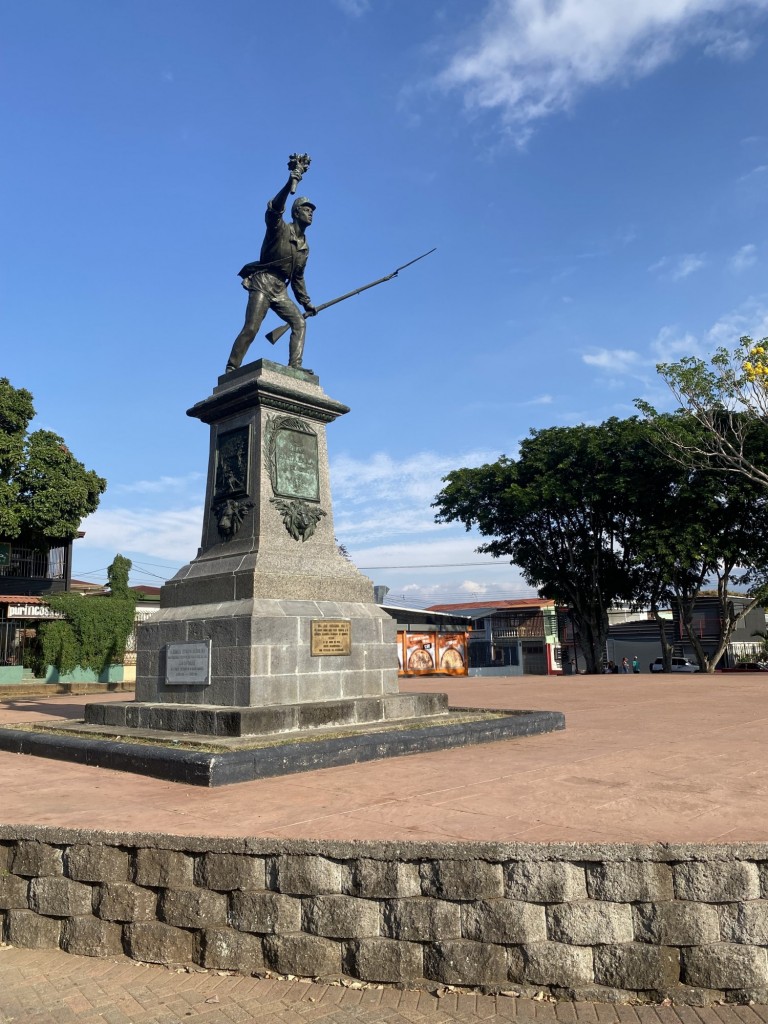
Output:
top-left (1, 674), bottom-right (767, 842)
top-left (3, 945), bottom-right (766, 1023)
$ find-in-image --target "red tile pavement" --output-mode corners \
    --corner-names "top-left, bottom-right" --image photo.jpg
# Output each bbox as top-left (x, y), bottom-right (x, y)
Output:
top-left (0, 674), bottom-right (766, 842)
top-left (7, 946), bottom-right (762, 1024)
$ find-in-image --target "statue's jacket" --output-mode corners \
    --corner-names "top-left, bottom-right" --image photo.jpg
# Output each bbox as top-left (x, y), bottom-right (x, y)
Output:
top-left (238, 200), bottom-right (311, 307)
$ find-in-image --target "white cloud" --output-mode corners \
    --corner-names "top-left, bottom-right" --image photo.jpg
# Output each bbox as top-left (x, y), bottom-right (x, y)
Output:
top-left (333, 508), bottom-right (447, 543)
top-left (436, 0), bottom-right (768, 140)
top-left (78, 506), bottom-right (202, 563)
top-left (330, 448), bottom-right (498, 508)
top-left (738, 164), bottom-right (768, 182)
top-left (114, 473), bottom-right (204, 495)
top-left (349, 532), bottom-right (537, 607)
top-left (729, 243), bottom-right (758, 273)
top-left (582, 348), bottom-right (642, 373)
top-left (380, 573), bottom-right (538, 609)
top-left (332, 450), bottom-right (503, 550)
top-left (649, 253), bottom-right (707, 280)
top-left (704, 301), bottom-right (768, 346)
top-left (353, 533), bottom-right (492, 570)
top-left (650, 326), bottom-right (703, 363)
top-left (583, 302), bottom-right (768, 392)
top-left (702, 28), bottom-right (757, 59)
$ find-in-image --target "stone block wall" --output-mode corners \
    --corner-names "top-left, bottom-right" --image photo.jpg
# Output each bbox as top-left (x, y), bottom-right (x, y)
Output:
top-left (3, 826), bottom-right (768, 1004)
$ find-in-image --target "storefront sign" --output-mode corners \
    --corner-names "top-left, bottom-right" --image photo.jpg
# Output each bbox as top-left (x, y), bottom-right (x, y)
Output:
top-left (6, 603), bottom-right (65, 620)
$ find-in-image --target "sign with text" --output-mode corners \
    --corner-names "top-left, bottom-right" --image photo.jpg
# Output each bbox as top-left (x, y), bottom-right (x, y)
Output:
top-left (165, 640), bottom-right (211, 685)
top-left (7, 602), bottom-right (65, 620)
top-left (310, 619), bottom-right (351, 657)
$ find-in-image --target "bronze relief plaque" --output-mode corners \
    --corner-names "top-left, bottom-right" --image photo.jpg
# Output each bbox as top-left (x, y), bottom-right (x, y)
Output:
top-left (214, 426), bottom-right (250, 500)
top-left (311, 619), bottom-right (352, 656)
top-left (265, 415), bottom-right (325, 542)
top-left (274, 427), bottom-right (319, 500)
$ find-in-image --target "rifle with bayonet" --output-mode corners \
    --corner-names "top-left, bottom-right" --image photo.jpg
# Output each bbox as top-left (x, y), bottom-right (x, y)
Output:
top-left (265, 248), bottom-right (436, 345)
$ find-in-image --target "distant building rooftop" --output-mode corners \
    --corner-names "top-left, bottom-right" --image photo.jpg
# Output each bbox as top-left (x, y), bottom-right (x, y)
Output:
top-left (427, 598), bottom-right (555, 613)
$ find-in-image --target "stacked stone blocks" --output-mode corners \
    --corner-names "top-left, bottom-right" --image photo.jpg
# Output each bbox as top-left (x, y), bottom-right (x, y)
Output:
top-left (3, 830), bottom-right (768, 1003)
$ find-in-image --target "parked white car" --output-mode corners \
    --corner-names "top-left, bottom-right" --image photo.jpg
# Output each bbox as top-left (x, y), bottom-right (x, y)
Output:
top-left (649, 657), bottom-right (699, 673)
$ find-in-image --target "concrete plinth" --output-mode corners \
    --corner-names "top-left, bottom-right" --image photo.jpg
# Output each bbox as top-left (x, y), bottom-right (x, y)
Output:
top-left (86, 692), bottom-right (449, 737)
top-left (134, 361), bottom-right (399, 710)
top-left (135, 599), bottom-right (398, 708)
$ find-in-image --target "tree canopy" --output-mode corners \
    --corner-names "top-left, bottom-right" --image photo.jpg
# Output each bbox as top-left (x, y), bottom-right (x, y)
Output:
top-left (637, 335), bottom-right (768, 489)
top-left (0, 378), bottom-right (106, 546)
top-left (36, 555), bottom-right (137, 675)
top-left (433, 415), bottom-right (768, 673)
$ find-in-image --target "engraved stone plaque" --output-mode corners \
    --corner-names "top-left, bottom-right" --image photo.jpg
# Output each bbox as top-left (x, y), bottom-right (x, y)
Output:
top-left (311, 619), bottom-right (351, 657)
top-left (214, 426), bottom-right (250, 500)
top-left (166, 640), bottom-right (211, 685)
top-left (275, 427), bottom-right (319, 500)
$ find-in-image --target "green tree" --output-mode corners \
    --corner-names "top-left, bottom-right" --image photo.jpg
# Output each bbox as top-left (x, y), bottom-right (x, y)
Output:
top-left (107, 553), bottom-right (132, 597)
top-left (637, 335), bottom-right (768, 488)
top-left (434, 418), bottom-right (654, 673)
top-left (637, 464), bottom-right (768, 672)
top-left (434, 415), bottom-right (768, 674)
top-left (36, 555), bottom-right (137, 676)
top-left (0, 378), bottom-right (106, 545)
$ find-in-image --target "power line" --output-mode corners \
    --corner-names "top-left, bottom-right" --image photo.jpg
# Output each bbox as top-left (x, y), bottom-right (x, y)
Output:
top-left (131, 559), bottom-right (184, 571)
top-left (358, 561), bottom-right (508, 570)
top-left (129, 567), bottom-right (170, 581)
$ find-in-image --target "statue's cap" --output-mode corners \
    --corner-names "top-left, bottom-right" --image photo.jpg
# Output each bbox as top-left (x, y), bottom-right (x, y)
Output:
top-left (291, 196), bottom-right (316, 215)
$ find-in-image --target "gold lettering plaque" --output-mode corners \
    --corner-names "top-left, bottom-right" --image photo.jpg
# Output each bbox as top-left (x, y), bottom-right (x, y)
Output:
top-left (311, 619), bottom-right (351, 656)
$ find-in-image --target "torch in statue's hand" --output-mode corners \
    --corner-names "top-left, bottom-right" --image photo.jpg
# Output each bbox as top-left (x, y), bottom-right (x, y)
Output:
top-left (288, 153), bottom-right (311, 194)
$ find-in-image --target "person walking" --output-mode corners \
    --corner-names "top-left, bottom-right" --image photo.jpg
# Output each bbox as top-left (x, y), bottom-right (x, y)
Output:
top-left (632, 655), bottom-right (640, 674)
top-left (621, 656), bottom-right (629, 673)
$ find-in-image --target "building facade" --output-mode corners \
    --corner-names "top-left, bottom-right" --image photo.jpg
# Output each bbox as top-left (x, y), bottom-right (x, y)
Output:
top-left (427, 599), bottom-right (561, 676)
top-left (381, 605), bottom-right (471, 677)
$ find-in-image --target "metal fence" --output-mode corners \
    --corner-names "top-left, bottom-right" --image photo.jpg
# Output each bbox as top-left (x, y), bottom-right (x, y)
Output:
top-left (0, 622), bottom-right (28, 666)
top-left (0, 545), bottom-right (66, 580)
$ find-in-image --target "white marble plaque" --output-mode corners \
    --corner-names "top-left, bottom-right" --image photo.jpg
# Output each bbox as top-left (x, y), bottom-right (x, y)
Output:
top-left (166, 640), bottom-right (211, 685)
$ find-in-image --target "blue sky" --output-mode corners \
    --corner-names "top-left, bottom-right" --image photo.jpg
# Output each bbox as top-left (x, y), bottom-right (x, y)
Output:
top-left (2, 0), bottom-right (768, 606)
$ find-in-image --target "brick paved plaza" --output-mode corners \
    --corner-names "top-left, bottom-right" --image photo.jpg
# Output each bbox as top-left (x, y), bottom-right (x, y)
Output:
top-left (2, 674), bottom-right (768, 1020)
top-left (1, 674), bottom-right (767, 841)
top-left (6, 944), bottom-right (768, 1024)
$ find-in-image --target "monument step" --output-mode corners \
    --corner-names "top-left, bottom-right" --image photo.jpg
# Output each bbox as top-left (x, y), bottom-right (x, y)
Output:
top-left (83, 692), bottom-right (449, 737)
top-left (0, 707), bottom-right (565, 785)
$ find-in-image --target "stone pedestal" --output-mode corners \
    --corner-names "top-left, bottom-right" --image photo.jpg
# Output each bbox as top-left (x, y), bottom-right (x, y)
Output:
top-left (72, 358), bottom-right (565, 783)
top-left (133, 360), bottom-right (399, 710)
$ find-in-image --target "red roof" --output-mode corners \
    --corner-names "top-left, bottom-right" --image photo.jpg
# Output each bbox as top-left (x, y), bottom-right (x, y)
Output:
top-left (427, 598), bottom-right (555, 612)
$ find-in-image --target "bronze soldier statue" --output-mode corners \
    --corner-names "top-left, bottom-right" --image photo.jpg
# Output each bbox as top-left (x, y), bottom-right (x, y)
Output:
top-left (226, 154), bottom-right (317, 373)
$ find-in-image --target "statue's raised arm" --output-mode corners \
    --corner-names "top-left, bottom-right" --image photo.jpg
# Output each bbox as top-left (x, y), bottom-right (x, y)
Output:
top-left (226, 153), bottom-right (317, 375)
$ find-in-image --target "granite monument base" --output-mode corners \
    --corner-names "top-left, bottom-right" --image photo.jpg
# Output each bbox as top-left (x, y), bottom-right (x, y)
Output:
top-left (131, 598), bottom-right (399, 709)
top-left (85, 691), bottom-right (448, 736)
top-left (0, 708), bottom-right (566, 786)
top-left (62, 360), bottom-right (566, 785)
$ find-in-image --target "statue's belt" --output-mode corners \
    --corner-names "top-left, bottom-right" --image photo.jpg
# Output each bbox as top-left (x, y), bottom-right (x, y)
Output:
top-left (241, 266), bottom-right (290, 285)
